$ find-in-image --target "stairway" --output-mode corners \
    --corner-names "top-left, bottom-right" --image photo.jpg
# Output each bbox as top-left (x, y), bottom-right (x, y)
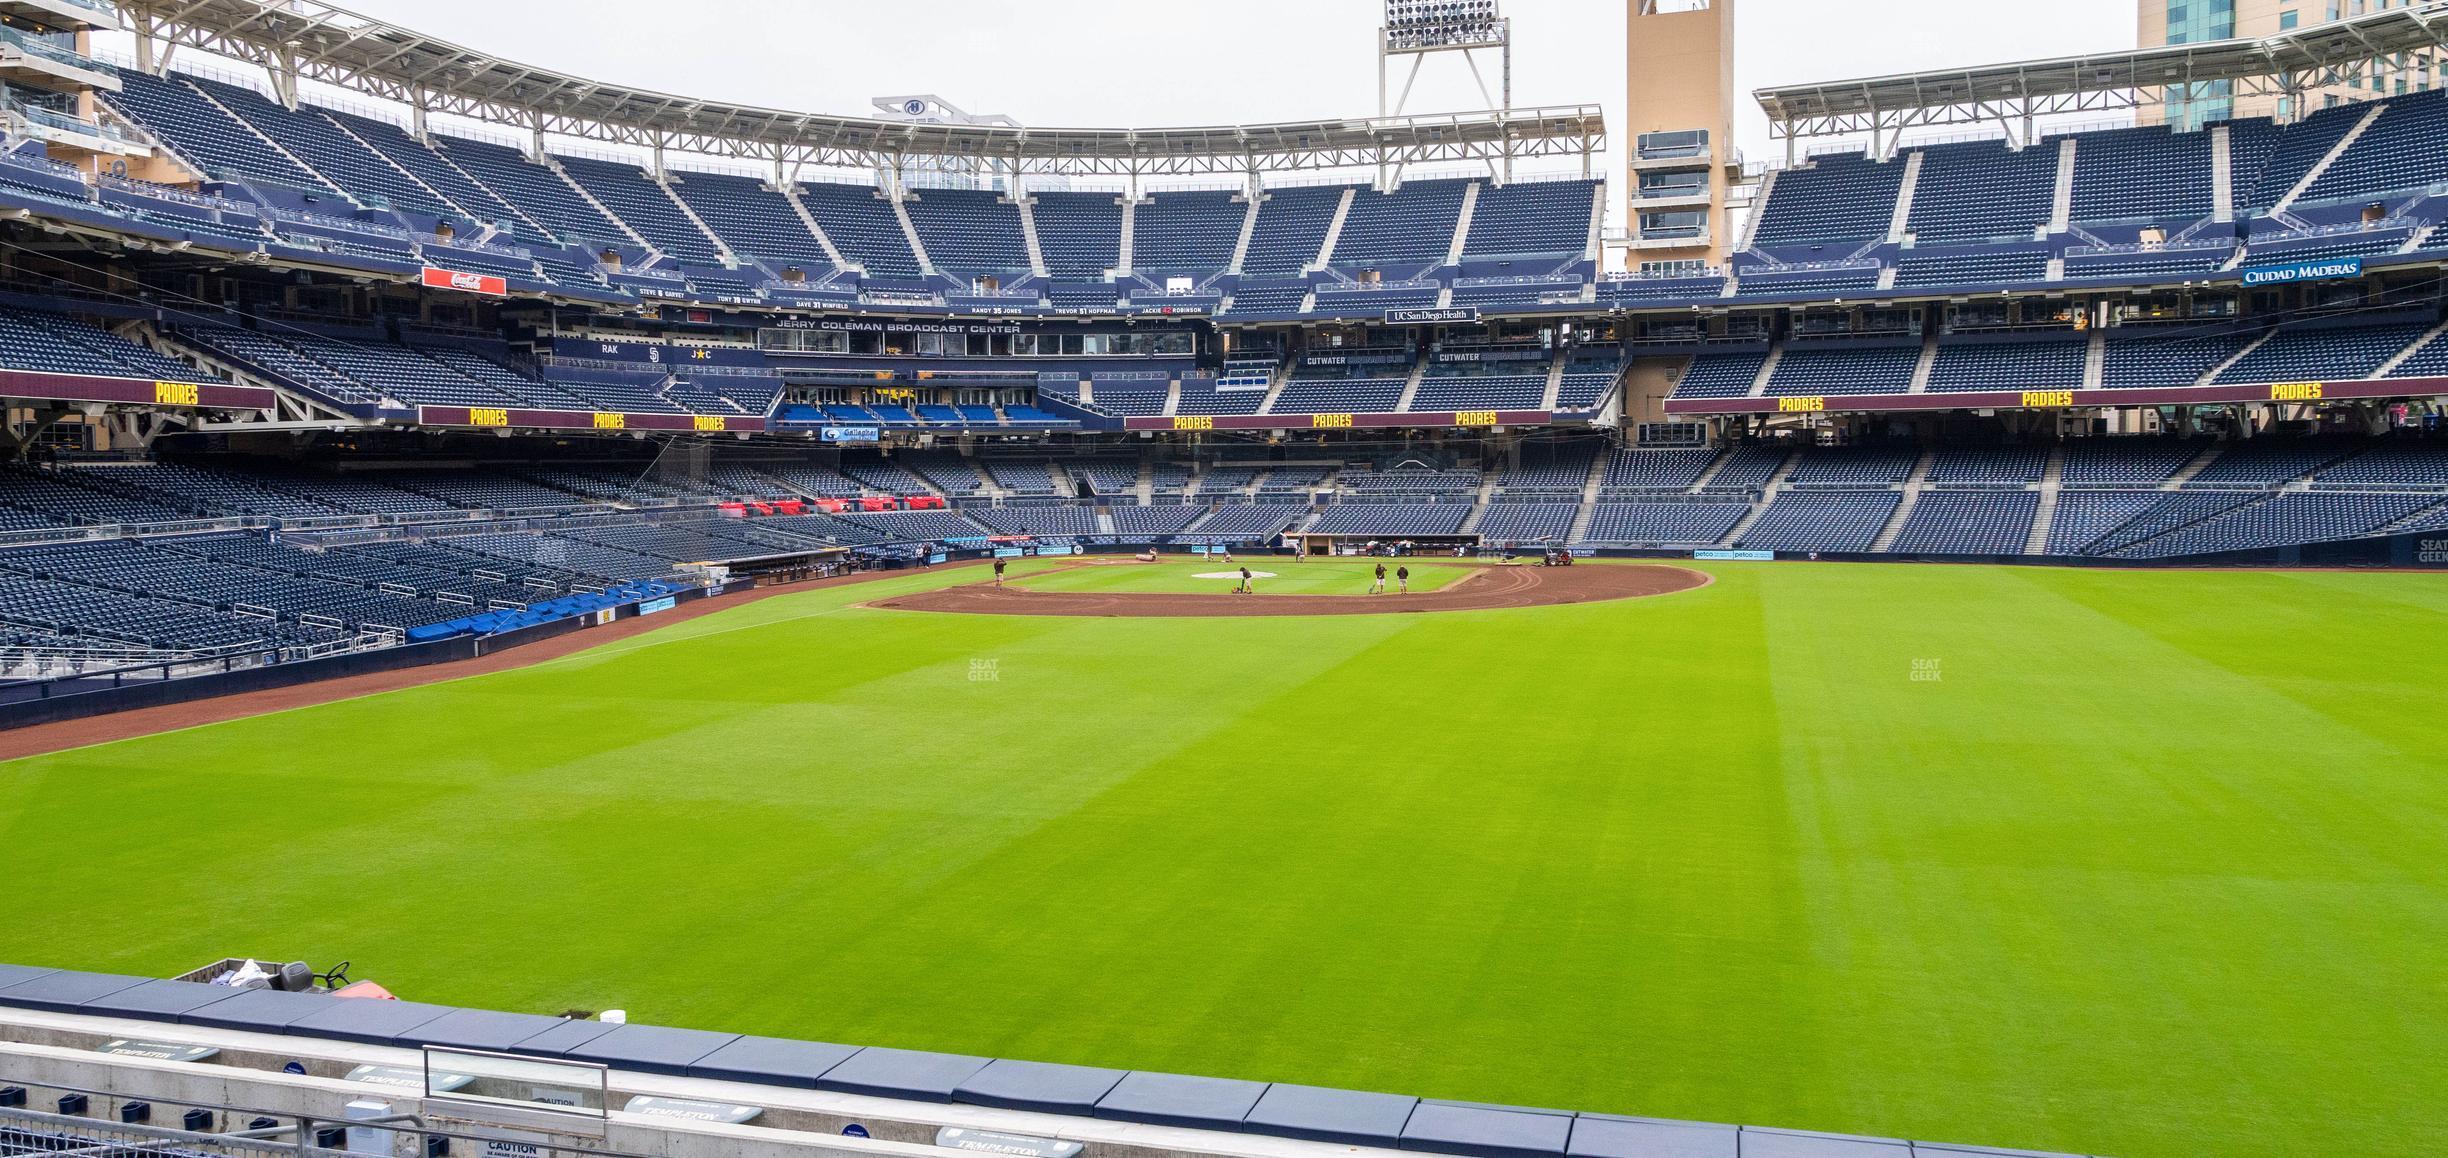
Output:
top-left (2197, 329), bottom-right (2275, 386)
top-left (891, 190), bottom-right (936, 275)
top-left (2273, 104), bottom-right (2386, 214)
top-left (1581, 448), bottom-right (1613, 504)
top-left (1886, 150), bottom-right (1925, 242)
top-left (1312, 187), bottom-right (1356, 270)
top-left (1161, 378), bottom-right (1183, 417)
top-left (322, 113), bottom-right (472, 220)
top-left (2047, 136), bottom-right (2077, 234)
top-left (187, 81), bottom-right (351, 205)
top-left (1394, 353), bottom-right (1429, 412)
top-left (778, 183), bottom-right (854, 270)
top-left (1736, 169), bottom-right (1780, 251)
top-left (1868, 449), bottom-right (1936, 551)
top-left (1445, 181), bottom-right (1480, 266)
top-left (2376, 319), bottom-right (2448, 377)
top-left (1116, 195), bottom-right (1138, 275)
top-left (1015, 194), bottom-right (1050, 277)
top-left (1228, 191), bottom-right (1263, 275)
top-left (1540, 354), bottom-right (1566, 411)
top-left (1908, 333), bottom-right (1939, 394)
top-left (2164, 442), bottom-right (2225, 490)
top-left (543, 155), bottom-right (656, 251)
top-left (1584, 181), bottom-right (1608, 262)
top-left (1566, 499), bottom-right (1600, 545)
top-left (1746, 346), bottom-right (1784, 398)
top-left (658, 173), bottom-right (740, 265)
top-left (1256, 373), bottom-right (1291, 416)
top-left (2210, 124), bottom-right (2236, 224)
top-left (2025, 444), bottom-right (2066, 554)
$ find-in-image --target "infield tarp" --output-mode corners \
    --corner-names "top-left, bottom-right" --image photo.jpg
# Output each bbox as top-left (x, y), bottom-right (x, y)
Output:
top-left (1089, 1069), bottom-right (1269, 1130)
top-left (953, 1058), bottom-right (1127, 1114)
top-left (816, 1046), bottom-right (993, 1102)
top-left (685, 1035), bottom-right (861, 1087)
top-left (1242, 1083), bottom-right (1419, 1147)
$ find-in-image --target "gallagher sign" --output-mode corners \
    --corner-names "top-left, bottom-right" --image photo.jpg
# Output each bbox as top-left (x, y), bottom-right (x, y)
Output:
top-left (421, 266), bottom-right (509, 297)
top-left (2240, 256), bottom-right (2363, 288)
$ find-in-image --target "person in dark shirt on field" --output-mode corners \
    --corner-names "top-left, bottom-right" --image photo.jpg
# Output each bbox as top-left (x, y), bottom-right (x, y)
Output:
top-left (1397, 565), bottom-right (1410, 594)
top-left (1371, 562), bottom-right (1387, 595)
top-left (993, 558), bottom-right (1007, 588)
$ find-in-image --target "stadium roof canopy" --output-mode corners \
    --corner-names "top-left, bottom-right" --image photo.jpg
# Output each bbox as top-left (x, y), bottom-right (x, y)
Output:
top-left (111, 0), bottom-right (1604, 178)
top-left (1755, 0), bottom-right (2448, 144)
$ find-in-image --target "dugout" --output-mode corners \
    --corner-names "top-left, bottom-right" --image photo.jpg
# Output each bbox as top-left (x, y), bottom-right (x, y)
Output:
top-left (1296, 534), bottom-right (1478, 558)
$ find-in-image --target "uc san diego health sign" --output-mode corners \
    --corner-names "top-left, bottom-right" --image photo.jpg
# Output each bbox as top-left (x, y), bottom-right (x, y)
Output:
top-left (2240, 256), bottom-right (2363, 287)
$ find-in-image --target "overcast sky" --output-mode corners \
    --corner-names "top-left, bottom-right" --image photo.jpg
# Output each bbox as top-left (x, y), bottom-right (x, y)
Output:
top-left (105, 0), bottom-right (2141, 191)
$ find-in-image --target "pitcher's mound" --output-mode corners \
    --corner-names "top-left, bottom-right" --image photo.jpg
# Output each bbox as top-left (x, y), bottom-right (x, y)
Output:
top-left (872, 563), bottom-right (1709, 618)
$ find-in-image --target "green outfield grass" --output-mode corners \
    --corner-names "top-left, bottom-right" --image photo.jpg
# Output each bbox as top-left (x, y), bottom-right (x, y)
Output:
top-left (1009, 557), bottom-right (1470, 596)
top-left (6, 561), bottom-right (2447, 1158)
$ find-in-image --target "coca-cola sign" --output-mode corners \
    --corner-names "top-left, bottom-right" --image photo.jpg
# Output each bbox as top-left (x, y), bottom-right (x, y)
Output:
top-left (420, 266), bottom-right (508, 297)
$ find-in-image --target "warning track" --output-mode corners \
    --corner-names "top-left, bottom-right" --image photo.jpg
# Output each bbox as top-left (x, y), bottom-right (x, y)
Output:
top-left (869, 563), bottom-right (1710, 618)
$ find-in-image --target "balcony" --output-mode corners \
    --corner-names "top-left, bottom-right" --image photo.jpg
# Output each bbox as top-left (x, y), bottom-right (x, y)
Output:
top-left (6, 101), bottom-right (146, 154)
top-left (0, 25), bottom-right (117, 91)
top-left (0, 0), bottom-right (120, 33)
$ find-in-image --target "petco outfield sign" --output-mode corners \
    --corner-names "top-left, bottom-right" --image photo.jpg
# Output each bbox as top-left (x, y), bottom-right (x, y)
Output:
top-left (2240, 256), bottom-right (2363, 287)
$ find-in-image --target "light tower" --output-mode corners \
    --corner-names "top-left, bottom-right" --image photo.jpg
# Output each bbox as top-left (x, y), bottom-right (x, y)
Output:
top-left (1377, 0), bottom-right (1513, 185)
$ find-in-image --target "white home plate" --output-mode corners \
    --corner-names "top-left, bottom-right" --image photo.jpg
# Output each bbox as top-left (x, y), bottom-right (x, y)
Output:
top-left (1194, 571), bottom-right (1277, 580)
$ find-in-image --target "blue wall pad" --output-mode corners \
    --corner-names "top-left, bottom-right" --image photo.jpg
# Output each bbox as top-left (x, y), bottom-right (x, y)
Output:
top-left (1566, 1115), bottom-right (1737, 1158)
top-left (180, 988), bottom-right (336, 1035)
top-left (685, 1035), bottom-right (861, 1088)
top-left (1090, 1070), bottom-right (1270, 1131)
top-left (551, 1024), bottom-right (741, 1076)
top-left (1243, 1083), bottom-right (1420, 1148)
top-left (79, 980), bottom-right (245, 1022)
top-left (0, 971), bottom-right (146, 1013)
top-left (954, 1059), bottom-right (1128, 1114)
top-left (1399, 1101), bottom-right (1573, 1158)
top-left (816, 1047), bottom-right (994, 1103)
top-left (279, 997), bottom-right (450, 1045)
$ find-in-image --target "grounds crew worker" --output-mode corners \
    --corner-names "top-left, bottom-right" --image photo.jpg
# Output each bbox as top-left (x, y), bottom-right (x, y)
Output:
top-left (1371, 562), bottom-right (1387, 594)
top-left (1397, 565), bottom-right (1410, 594)
top-left (1239, 566), bottom-right (1255, 595)
top-left (993, 557), bottom-right (1007, 587)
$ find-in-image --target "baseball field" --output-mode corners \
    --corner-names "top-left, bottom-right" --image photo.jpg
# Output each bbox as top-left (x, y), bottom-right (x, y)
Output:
top-left (4, 558), bottom-right (2445, 1158)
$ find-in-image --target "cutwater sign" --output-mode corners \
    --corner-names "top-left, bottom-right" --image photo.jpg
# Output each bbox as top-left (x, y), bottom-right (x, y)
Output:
top-left (2241, 256), bottom-right (2363, 287)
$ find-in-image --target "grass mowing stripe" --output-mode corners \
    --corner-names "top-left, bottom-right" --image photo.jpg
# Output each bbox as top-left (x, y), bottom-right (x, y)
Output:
top-left (3, 561), bottom-right (2446, 1158)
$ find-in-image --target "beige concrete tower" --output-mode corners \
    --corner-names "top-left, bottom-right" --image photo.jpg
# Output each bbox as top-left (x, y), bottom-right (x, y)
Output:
top-left (1621, 0), bottom-right (1738, 272)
